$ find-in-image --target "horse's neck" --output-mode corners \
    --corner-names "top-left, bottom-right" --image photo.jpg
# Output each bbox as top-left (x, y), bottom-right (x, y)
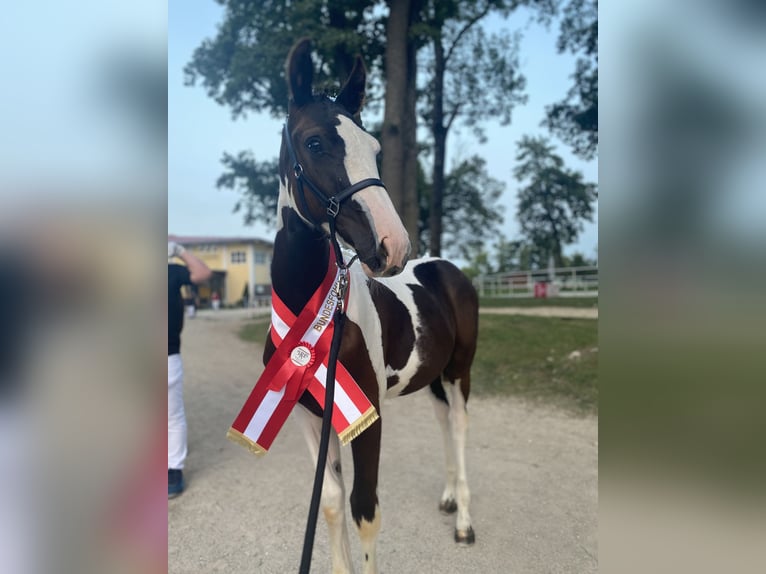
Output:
top-left (271, 207), bottom-right (330, 315)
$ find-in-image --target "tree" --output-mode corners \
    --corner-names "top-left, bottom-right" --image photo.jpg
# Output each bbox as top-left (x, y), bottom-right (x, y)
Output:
top-left (184, 0), bottom-right (384, 119)
top-left (514, 135), bottom-right (596, 266)
top-left (562, 251), bottom-right (595, 267)
top-left (183, 0), bottom-right (557, 259)
top-left (460, 249), bottom-right (493, 281)
top-left (184, 1), bottom-right (387, 232)
top-left (381, 0), bottom-right (423, 255)
top-left (462, 235), bottom-right (548, 279)
top-left (418, 155), bottom-right (505, 260)
top-left (493, 237), bottom-right (540, 272)
top-left (543, 0), bottom-right (598, 159)
top-left (419, 0), bottom-right (526, 256)
top-left (215, 152), bottom-right (280, 227)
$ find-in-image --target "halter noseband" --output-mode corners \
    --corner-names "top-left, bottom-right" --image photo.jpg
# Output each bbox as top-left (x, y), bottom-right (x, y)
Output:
top-left (283, 122), bottom-right (386, 232)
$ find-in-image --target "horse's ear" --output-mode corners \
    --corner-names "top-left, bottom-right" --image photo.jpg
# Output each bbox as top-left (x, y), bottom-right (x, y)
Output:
top-left (336, 55), bottom-right (366, 116)
top-left (287, 38), bottom-right (313, 107)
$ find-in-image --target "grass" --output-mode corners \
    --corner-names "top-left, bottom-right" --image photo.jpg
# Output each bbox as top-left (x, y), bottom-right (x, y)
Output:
top-left (240, 319), bottom-right (270, 346)
top-left (479, 296), bottom-right (598, 308)
top-left (472, 315), bottom-right (597, 413)
top-left (239, 313), bottom-right (597, 414)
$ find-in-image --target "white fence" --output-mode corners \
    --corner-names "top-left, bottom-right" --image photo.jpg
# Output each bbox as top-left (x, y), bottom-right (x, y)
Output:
top-left (473, 266), bottom-right (598, 298)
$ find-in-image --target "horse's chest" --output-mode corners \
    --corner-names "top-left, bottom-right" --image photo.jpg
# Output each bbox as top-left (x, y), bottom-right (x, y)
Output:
top-left (349, 269), bottom-right (455, 398)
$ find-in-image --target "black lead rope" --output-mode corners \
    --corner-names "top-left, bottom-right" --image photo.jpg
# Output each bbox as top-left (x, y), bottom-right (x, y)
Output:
top-left (298, 295), bottom-right (345, 574)
top-left (298, 227), bottom-right (347, 574)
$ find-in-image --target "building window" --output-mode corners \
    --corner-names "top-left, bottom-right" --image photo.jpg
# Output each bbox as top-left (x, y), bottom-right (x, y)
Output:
top-left (231, 251), bottom-right (246, 264)
top-left (254, 252), bottom-right (267, 265)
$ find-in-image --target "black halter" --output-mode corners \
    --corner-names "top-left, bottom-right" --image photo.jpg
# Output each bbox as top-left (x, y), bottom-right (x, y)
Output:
top-left (282, 122), bottom-right (386, 234)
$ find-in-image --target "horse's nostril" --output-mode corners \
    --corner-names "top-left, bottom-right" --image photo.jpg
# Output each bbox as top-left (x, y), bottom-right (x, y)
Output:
top-left (378, 240), bottom-right (389, 263)
top-left (362, 254), bottom-right (384, 274)
top-left (361, 240), bottom-right (395, 276)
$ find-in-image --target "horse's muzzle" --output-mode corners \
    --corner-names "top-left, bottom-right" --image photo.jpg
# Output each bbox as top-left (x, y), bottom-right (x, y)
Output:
top-left (361, 237), bottom-right (410, 278)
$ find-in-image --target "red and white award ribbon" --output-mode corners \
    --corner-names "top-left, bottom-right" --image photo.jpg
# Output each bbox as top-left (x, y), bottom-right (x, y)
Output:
top-left (227, 250), bottom-right (379, 455)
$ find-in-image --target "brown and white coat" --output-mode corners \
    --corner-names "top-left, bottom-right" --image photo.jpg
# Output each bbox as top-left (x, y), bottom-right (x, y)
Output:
top-left (263, 39), bottom-right (478, 574)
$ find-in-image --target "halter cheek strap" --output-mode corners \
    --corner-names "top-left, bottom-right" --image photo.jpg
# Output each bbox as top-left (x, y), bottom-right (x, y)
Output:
top-left (283, 122), bottom-right (386, 233)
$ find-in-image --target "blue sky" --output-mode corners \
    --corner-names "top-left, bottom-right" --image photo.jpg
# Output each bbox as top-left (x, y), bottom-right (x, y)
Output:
top-left (168, 1), bottom-right (598, 262)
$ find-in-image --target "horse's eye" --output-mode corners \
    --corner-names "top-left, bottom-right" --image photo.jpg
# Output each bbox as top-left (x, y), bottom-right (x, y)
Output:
top-left (305, 136), bottom-right (322, 154)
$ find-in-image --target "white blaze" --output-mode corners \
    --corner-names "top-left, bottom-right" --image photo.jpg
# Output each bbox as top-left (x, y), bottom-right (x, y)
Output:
top-left (336, 115), bottom-right (410, 270)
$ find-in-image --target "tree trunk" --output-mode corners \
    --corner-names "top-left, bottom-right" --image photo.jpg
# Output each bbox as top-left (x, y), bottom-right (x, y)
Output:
top-left (548, 214), bottom-right (563, 267)
top-left (402, 4), bottom-right (420, 257)
top-left (382, 0), bottom-right (420, 257)
top-left (428, 34), bottom-right (446, 257)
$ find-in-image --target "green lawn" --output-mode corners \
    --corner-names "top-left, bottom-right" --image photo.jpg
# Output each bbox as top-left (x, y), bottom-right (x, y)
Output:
top-left (240, 319), bottom-right (270, 346)
top-left (472, 314), bottom-right (597, 413)
top-left (479, 296), bottom-right (598, 308)
top-left (239, 313), bottom-right (597, 414)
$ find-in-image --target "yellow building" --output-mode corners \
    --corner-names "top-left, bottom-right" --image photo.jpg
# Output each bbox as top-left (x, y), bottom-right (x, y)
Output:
top-left (168, 235), bottom-right (273, 307)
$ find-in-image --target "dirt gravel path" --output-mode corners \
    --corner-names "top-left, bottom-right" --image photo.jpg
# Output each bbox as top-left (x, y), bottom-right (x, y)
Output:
top-left (169, 309), bottom-right (598, 573)
top-left (480, 307), bottom-right (598, 319)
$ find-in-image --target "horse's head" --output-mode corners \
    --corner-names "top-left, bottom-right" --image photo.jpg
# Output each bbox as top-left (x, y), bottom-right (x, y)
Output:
top-left (279, 38), bottom-right (410, 278)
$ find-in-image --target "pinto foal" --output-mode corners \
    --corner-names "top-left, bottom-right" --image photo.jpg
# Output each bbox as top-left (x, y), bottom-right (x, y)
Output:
top-left (265, 39), bottom-right (478, 573)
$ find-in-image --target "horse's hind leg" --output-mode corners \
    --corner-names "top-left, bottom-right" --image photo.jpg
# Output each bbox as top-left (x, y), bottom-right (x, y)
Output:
top-left (429, 378), bottom-right (458, 514)
top-left (294, 405), bottom-right (353, 574)
top-left (431, 376), bottom-right (475, 545)
top-left (448, 375), bottom-right (474, 544)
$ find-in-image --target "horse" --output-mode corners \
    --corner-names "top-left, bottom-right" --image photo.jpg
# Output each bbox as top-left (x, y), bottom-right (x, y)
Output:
top-left (265, 38), bottom-right (478, 573)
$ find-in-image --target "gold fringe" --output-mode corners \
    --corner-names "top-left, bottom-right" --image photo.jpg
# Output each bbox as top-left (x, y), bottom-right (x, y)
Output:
top-left (338, 406), bottom-right (379, 446)
top-left (226, 428), bottom-right (267, 457)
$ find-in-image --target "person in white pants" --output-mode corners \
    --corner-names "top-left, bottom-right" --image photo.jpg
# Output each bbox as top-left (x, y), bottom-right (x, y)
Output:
top-left (168, 241), bottom-right (211, 498)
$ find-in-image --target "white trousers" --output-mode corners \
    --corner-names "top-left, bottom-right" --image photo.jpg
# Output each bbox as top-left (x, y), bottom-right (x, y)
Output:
top-left (168, 354), bottom-right (187, 470)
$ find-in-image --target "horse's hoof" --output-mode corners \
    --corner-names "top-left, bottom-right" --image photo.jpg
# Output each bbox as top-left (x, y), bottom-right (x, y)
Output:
top-left (439, 499), bottom-right (457, 514)
top-left (454, 526), bottom-right (475, 545)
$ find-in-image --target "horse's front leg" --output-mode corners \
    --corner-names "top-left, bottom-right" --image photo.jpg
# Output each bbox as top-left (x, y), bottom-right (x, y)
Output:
top-left (350, 418), bottom-right (382, 574)
top-left (294, 405), bottom-right (354, 574)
